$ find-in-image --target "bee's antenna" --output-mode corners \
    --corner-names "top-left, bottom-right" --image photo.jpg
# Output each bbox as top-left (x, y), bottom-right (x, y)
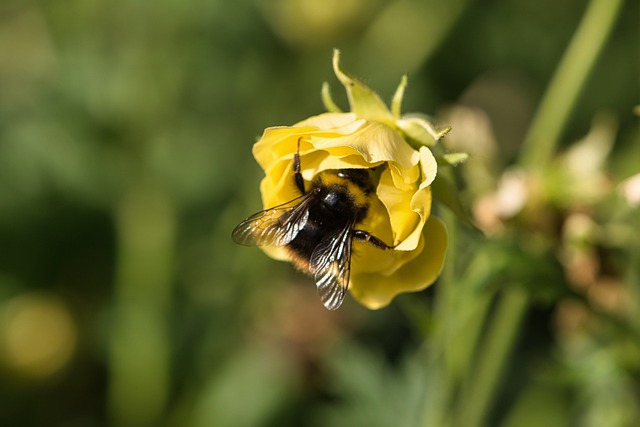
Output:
top-left (293, 137), bottom-right (306, 194)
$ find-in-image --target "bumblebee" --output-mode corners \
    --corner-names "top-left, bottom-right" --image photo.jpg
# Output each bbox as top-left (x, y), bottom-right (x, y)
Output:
top-left (232, 140), bottom-right (395, 310)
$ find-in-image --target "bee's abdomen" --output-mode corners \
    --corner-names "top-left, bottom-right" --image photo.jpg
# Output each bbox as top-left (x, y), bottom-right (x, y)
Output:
top-left (285, 217), bottom-right (326, 272)
top-left (286, 202), bottom-right (351, 270)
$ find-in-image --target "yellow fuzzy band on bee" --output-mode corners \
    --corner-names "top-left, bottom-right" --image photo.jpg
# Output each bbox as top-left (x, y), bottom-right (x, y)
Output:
top-left (316, 171), bottom-right (370, 208)
top-left (287, 249), bottom-right (311, 272)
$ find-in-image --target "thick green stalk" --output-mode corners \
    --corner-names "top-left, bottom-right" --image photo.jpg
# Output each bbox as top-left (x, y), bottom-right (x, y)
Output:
top-left (418, 203), bottom-right (457, 427)
top-left (519, 0), bottom-right (625, 169)
top-left (108, 184), bottom-right (175, 427)
top-left (455, 288), bottom-right (529, 427)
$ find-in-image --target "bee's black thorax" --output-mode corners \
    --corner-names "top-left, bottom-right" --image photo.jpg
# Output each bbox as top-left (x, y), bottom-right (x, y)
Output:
top-left (286, 169), bottom-right (374, 270)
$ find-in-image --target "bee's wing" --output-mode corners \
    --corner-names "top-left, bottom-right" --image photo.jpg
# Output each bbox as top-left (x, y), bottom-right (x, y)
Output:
top-left (310, 222), bottom-right (355, 310)
top-left (232, 194), bottom-right (313, 247)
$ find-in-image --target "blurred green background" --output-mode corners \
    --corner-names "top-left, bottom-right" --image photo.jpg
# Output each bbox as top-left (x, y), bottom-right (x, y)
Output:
top-left (0, 0), bottom-right (638, 426)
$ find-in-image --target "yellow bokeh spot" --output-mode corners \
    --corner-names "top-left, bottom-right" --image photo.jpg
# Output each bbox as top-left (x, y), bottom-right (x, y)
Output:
top-left (1, 293), bottom-right (77, 379)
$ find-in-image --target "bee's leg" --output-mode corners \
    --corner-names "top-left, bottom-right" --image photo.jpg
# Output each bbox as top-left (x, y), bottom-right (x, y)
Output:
top-left (353, 230), bottom-right (396, 250)
top-left (293, 137), bottom-right (306, 194)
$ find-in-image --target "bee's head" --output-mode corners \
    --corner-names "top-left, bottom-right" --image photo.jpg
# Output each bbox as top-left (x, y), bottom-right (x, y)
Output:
top-left (320, 187), bottom-right (351, 208)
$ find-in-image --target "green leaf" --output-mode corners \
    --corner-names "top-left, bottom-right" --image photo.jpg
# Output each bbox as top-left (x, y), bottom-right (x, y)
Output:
top-left (437, 152), bottom-right (470, 167)
top-left (321, 82), bottom-right (343, 113)
top-left (332, 49), bottom-right (395, 125)
top-left (391, 74), bottom-right (408, 118)
top-left (396, 115), bottom-right (451, 147)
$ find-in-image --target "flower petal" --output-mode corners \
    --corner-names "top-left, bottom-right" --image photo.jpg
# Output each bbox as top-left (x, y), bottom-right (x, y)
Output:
top-left (418, 146), bottom-right (438, 188)
top-left (350, 195), bottom-right (424, 276)
top-left (312, 121), bottom-right (420, 172)
top-left (294, 112), bottom-right (360, 130)
top-left (254, 113), bottom-right (361, 169)
top-left (253, 126), bottom-right (311, 170)
top-left (349, 216), bottom-right (448, 310)
top-left (254, 114), bottom-right (421, 178)
top-left (376, 167), bottom-right (424, 251)
top-left (410, 146), bottom-right (437, 219)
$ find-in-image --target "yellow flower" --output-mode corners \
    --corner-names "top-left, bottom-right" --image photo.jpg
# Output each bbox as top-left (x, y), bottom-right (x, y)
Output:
top-left (248, 50), bottom-right (451, 309)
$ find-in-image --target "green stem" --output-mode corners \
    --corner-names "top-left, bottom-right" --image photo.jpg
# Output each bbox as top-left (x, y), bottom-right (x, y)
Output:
top-left (519, 0), bottom-right (625, 169)
top-left (420, 202), bottom-right (458, 427)
top-left (456, 288), bottom-right (529, 427)
top-left (108, 184), bottom-right (175, 427)
top-left (630, 209), bottom-right (640, 333)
